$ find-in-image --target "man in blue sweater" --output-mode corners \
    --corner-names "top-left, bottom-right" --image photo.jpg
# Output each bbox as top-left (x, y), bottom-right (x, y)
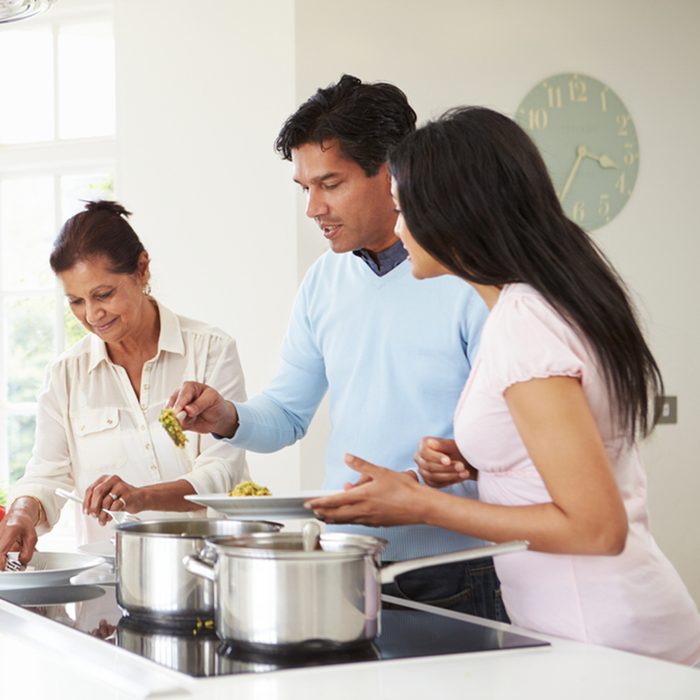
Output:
top-left (173, 75), bottom-right (506, 620)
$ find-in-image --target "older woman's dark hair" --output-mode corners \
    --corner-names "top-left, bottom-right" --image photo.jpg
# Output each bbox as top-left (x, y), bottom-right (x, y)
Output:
top-left (50, 200), bottom-right (145, 275)
top-left (275, 74), bottom-right (417, 176)
top-left (389, 106), bottom-right (662, 440)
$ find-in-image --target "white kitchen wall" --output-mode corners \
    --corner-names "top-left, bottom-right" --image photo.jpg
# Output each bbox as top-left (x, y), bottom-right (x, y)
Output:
top-left (113, 0), bottom-right (300, 491)
top-left (112, 0), bottom-right (699, 604)
top-left (294, 0), bottom-right (700, 604)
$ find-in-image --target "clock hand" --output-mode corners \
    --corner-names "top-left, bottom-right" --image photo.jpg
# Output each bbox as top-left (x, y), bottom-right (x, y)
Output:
top-left (558, 145), bottom-right (587, 205)
top-left (585, 151), bottom-right (618, 169)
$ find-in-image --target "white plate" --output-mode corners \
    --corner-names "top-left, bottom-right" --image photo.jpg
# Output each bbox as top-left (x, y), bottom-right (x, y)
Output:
top-left (0, 584), bottom-right (106, 607)
top-left (0, 551), bottom-right (104, 590)
top-left (184, 491), bottom-right (339, 519)
top-left (78, 541), bottom-right (115, 564)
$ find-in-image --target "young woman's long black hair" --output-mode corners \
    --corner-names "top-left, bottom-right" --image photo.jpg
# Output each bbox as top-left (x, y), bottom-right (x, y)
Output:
top-left (389, 106), bottom-right (662, 440)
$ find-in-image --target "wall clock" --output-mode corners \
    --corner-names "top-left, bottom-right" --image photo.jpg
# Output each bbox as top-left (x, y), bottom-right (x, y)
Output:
top-left (516, 72), bottom-right (639, 231)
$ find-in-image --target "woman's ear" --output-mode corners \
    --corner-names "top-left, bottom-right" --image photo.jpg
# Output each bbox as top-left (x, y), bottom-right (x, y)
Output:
top-left (136, 250), bottom-right (151, 293)
top-left (137, 250), bottom-right (150, 281)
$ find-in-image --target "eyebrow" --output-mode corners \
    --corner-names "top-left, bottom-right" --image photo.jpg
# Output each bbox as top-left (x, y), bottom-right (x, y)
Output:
top-left (66, 285), bottom-right (115, 298)
top-left (293, 172), bottom-right (342, 186)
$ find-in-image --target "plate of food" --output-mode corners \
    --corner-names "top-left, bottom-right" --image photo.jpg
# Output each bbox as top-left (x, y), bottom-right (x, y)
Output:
top-left (0, 551), bottom-right (105, 590)
top-left (184, 481), bottom-right (339, 519)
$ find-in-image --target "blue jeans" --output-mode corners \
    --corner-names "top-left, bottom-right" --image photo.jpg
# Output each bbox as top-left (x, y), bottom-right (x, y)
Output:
top-left (381, 557), bottom-right (509, 622)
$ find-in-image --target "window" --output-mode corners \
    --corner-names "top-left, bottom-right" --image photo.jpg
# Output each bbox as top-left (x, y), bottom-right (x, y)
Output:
top-left (0, 1), bottom-right (115, 508)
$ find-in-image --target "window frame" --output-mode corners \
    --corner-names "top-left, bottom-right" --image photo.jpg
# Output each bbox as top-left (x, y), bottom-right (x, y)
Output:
top-left (0, 0), bottom-right (115, 494)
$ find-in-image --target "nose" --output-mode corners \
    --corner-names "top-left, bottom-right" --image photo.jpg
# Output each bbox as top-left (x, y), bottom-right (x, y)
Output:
top-left (305, 187), bottom-right (328, 220)
top-left (84, 300), bottom-right (105, 326)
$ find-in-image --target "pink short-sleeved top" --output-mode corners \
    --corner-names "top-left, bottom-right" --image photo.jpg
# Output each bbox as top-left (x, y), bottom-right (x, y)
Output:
top-left (454, 283), bottom-right (700, 664)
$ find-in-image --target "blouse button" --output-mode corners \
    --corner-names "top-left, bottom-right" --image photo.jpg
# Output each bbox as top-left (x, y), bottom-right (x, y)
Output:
top-left (107, 419), bottom-right (113, 425)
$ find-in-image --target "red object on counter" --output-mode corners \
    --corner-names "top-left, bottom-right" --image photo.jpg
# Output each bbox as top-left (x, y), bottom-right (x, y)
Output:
top-left (0, 505), bottom-right (5, 522)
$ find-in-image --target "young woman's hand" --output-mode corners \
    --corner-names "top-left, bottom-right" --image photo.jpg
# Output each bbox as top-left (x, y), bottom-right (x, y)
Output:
top-left (414, 437), bottom-right (475, 487)
top-left (305, 453), bottom-right (427, 526)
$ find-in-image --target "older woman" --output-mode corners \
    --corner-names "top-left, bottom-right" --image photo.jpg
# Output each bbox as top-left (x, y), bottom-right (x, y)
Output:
top-left (0, 200), bottom-right (248, 566)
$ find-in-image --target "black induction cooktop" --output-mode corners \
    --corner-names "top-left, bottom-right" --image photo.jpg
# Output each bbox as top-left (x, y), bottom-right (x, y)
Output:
top-left (0, 584), bottom-right (548, 677)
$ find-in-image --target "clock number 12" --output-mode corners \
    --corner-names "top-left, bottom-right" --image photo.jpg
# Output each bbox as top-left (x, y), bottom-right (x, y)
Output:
top-left (568, 77), bottom-right (588, 103)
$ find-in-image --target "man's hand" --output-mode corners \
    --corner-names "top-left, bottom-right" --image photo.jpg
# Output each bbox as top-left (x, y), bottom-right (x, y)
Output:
top-left (169, 382), bottom-right (239, 438)
top-left (414, 437), bottom-right (475, 487)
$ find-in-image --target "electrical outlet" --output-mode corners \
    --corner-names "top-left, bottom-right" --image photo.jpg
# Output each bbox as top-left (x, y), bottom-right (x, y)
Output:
top-left (656, 395), bottom-right (677, 425)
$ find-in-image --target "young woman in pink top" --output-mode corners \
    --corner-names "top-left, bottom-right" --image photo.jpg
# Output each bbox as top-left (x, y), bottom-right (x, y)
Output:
top-left (308, 107), bottom-right (700, 664)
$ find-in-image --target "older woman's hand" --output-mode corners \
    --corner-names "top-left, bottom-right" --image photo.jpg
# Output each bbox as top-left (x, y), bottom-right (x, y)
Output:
top-left (305, 453), bottom-right (425, 527)
top-left (414, 437), bottom-right (475, 487)
top-left (0, 504), bottom-right (39, 569)
top-left (83, 474), bottom-right (143, 525)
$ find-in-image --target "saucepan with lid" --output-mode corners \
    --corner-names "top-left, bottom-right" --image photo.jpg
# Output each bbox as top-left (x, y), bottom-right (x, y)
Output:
top-left (183, 532), bottom-right (526, 649)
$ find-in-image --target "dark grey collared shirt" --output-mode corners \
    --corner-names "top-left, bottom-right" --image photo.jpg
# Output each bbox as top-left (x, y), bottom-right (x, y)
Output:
top-left (352, 239), bottom-right (407, 276)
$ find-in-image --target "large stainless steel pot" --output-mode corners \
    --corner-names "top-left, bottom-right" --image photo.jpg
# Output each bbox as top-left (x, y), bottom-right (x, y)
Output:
top-left (115, 518), bottom-right (282, 622)
top-left (184, 532), bottom-right (526, 649)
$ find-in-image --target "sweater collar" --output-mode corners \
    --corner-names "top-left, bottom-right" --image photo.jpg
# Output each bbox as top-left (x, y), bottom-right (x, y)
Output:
top-left (352, 239), bottom-right (407, 277)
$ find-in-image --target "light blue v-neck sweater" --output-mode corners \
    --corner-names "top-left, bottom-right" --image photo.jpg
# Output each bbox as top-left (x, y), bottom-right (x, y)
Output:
top-left (231, 251), bottom-right (489, 560)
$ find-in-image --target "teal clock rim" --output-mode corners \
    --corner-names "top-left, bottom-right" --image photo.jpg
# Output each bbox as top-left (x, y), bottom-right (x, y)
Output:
top-left (515, 72), bottom-right (640, 231)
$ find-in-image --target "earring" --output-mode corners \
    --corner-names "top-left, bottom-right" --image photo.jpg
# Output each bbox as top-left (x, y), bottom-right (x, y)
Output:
top-left (143, 282), bottom-right (152, 295)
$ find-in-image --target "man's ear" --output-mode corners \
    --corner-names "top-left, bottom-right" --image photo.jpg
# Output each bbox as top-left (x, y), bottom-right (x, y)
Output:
top-left (377, 162), bottom-right (392, 189)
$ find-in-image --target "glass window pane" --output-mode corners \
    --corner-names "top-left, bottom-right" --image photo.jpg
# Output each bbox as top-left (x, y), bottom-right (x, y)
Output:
top-left (5, 294), bottom-right (55, 403)
top-left (7, 414), bottom-right (37, 485)
top-left (0, 27), bottom-right (54, 144)
top-left (0, 175), bottom-right (55, 290)
top-left (57, 21), bottom-right (115, 139)
top-left (60, 171), bottom-right (114, 222)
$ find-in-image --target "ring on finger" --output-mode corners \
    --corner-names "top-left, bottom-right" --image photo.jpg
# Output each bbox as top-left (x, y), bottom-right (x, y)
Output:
top-left (107, 493), bottom-right (118, 501)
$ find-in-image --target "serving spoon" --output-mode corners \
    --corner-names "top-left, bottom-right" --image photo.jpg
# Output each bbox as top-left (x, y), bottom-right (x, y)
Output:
top-left (302, 520), bottom-right (321, 552)
top-left (55, 488), bottom-right (140, 524)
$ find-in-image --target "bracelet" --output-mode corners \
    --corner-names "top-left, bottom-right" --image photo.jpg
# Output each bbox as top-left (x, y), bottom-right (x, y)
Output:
top-left (12, 495), bottom-right (45, 527)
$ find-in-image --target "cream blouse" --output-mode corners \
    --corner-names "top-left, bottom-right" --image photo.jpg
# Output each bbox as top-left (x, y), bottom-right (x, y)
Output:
top-left (9, 301), bottom-right (249, 544)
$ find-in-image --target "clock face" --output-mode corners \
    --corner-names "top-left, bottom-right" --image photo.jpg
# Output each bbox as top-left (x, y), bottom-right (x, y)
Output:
top-left (516, 73), bottom-right (639, 231)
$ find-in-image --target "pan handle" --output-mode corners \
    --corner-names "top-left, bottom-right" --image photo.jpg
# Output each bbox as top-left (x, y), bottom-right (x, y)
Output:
top-left (379, 539), bottom-right (528, 585)
top-left (183, 553), bottom-right (217, 582)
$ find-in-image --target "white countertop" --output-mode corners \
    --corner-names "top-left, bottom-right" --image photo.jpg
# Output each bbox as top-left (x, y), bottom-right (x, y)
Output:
top-left (1, 592), bottom-right (698, 699)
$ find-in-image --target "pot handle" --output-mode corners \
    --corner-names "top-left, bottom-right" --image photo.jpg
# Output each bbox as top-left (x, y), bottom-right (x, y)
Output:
top-left (379, 539), bottom-right (528, 585)
top-left (183, 553), bottom-right (217, 582)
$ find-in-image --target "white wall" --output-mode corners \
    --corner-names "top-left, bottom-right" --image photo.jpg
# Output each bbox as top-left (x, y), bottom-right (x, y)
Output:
top-left (294, 0), bottom-right (700, 603)
top-left (113, 0), bottom-right (301, 491)
top-left (113, 0), bottom-right (699, 604)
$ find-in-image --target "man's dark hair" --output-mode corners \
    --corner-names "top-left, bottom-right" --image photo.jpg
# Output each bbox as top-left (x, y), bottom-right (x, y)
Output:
top-left (275, 74), bottom-right (417, 176)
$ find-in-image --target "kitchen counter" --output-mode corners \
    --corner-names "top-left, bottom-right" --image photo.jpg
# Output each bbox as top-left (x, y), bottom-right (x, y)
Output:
top-left (1, 591), bottom-right (698, 699)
